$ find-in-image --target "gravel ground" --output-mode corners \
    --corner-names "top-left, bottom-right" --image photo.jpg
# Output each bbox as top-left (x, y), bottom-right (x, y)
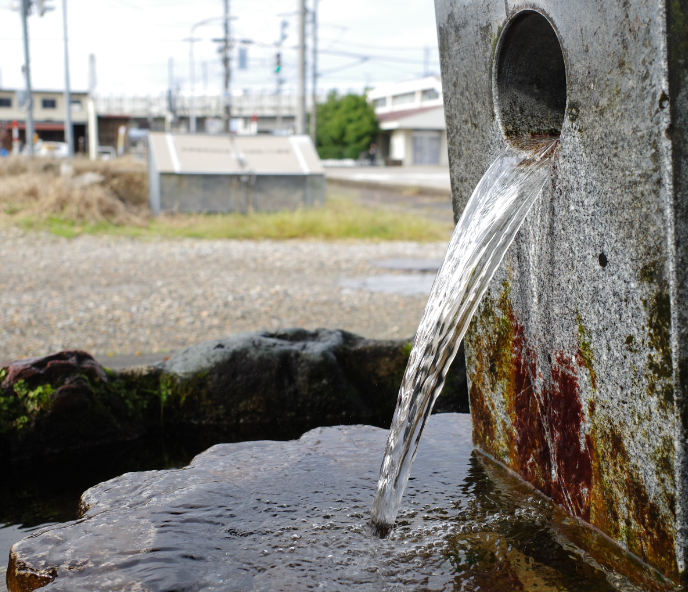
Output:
top-left (0, 229), bottom-right (449, 362)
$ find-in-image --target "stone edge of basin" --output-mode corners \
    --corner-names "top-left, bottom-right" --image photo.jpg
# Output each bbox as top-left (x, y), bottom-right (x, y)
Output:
top-left (0, 328), bottom-right (468, 463)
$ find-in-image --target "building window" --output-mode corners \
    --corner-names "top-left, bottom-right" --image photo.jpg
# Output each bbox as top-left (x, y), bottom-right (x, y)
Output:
top-left (391, 92), bottom-right (416, 107)
top-left (421, 88), bottom-right (440, 101)
top-left (0, 98), bottom-right (11, 108)
top-left (42, 98), bottom-right (57, 109)
top-left (373, 97), bottom-right (387, 108)
top-left (70, 99), bottom-right (83, 111)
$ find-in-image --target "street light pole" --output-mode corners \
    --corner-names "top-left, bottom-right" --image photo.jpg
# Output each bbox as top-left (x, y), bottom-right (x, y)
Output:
top-left (189, 37), bottom-right (196, 132)
top-left (187, 14), bottom-right (236, 135)
top-left (62, 0), bottom-right (73, 156)
top-left (222, 0), bottom-right (231, 133)
top-left (20, 0), bottom-right (34, 156)
top-left (184, 34), bottom-right (202, 133)
top-left (296, 0), bottom-right (306, 135)
top-left (310, 0), bottom-right (318, 144)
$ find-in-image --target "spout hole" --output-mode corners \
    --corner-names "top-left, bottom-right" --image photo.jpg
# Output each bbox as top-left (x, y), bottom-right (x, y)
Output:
top-left (495, 11), bottom-right (567, 140)
top-left (599, 253), bottom-right (608, 268)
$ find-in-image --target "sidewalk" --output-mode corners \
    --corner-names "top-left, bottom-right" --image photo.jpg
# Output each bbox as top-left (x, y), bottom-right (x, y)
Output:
top-left (325, 165), bottom-right (451, 196)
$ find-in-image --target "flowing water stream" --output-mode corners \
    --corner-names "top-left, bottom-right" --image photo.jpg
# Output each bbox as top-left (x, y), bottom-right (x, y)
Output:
top-left (371, 138), bottom-right (560, 534)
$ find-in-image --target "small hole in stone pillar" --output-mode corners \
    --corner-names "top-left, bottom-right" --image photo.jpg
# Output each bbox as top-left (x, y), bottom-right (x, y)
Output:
top-left (495, 11), bottom-right (567, 141)
top-left (599, 253), bottom-right (608, 267)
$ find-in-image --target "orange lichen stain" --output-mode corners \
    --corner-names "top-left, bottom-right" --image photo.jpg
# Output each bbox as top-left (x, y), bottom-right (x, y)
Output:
top-left (588, 424), bottom-right (678, 580)
top-left (466, 284), bottom-right (518, 463)
top-left (468, 379), bottom-right (498, 454)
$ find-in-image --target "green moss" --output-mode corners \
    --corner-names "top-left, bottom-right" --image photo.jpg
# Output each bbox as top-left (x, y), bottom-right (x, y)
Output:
top-left (576, 314), bottom-right (597, 391)
top-left (644, 290), bottom-right (674, 407)
top-left (12, 380), bottom-right (55, 415)
top-left (402, 341), bottom-right (413, 358)
top-left (624, 335), bottom-right (640, 354)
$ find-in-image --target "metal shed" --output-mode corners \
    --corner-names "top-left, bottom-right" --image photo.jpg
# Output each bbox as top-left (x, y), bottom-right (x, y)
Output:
top-left (147, 133), bottom-right (326, 214)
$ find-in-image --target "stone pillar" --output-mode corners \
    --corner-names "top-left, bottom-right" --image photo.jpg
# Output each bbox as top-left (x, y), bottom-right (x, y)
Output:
top-left (435, 0), bottom-right (688, 581)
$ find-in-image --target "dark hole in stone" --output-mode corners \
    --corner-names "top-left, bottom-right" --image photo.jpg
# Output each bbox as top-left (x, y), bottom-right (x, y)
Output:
top-left (495, 11), bottom-right (567, 139)
top-left (599, 253), bottom-right (608, 268)
top-left (547, 354), bottom-right (552, 365)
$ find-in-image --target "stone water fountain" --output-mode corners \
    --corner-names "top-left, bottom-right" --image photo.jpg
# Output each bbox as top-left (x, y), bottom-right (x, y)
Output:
top-left (7, 0), bottom-right (688, 590)
top-left (436, 0), bottom-right (688, 582)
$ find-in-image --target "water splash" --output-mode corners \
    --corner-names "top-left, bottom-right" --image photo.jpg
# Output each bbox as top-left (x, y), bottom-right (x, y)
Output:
top-left (370, 138), bottom-right (560, 535)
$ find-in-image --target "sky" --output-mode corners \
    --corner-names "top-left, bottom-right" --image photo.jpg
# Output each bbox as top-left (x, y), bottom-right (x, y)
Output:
top-left (0, 0), bottom-right (441, 97)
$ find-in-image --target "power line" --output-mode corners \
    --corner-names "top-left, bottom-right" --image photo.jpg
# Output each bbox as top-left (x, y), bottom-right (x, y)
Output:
top-left (319, 37), bottom-right (440, 52)
top-left (318, 48), bottom-right (429, 65)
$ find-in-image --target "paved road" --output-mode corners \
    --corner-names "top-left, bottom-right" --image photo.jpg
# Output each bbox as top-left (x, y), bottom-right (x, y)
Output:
top-left (325, 165), bottom-right (451, 194)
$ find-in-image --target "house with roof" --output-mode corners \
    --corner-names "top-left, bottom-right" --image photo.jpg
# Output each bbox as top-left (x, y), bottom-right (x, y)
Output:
top-left (367, 76), bottom-right (447, 166)
top-left (0, 89), bottom-right (89, 151)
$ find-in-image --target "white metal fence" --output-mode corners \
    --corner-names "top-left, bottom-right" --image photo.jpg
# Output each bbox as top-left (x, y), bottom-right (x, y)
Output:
top-left (96, 93), bottom-right (329, 119)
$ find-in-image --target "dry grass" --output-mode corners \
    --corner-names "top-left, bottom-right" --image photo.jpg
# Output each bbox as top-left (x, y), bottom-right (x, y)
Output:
top-left (0, 157), bottom-right (452, 242)
top-left (0, 156), bottom-right (149, 226)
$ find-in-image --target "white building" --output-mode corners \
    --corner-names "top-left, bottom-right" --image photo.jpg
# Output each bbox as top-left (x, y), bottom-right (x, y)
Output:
top-left (367, 76), bottom-right (447, 166)
top-left (0, 89), bottom-right (89, 148)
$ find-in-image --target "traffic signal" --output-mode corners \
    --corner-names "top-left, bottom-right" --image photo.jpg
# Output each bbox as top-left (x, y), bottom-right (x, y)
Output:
top-left (275, 53), bottom-right (281, 74)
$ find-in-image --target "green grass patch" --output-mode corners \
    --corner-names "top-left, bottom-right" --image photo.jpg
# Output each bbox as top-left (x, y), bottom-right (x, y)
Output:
top-left (13, 192), bottom-right (451, 242)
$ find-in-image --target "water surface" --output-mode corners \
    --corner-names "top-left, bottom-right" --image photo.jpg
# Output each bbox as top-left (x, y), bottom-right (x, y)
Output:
top-left (8, 414), bottom-right (665, 591)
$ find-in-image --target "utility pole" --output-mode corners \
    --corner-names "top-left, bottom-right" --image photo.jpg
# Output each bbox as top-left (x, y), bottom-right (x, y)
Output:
top-left (62, 0), bottom-right (73, 156)
top-left (275, 19), bottom-right (287, 133)
top-left (275, 52), bottom-right (282, 131)
top-left (166, 57), bottom-right (175, 132)
top-left (222, 0), bottom-right (231, 133)
top-left (187, 38), bottom-right (196, 132)
top-left (20, 0), bottom-right (34, 156)
top-left (310, 0), bottom-right (318, 143)
top-left (296, 0), bottom-right (306, 135)
top-left (184, 35), bottom-right (202, 133)
top-left (87, 54), bottom-right (98, 160)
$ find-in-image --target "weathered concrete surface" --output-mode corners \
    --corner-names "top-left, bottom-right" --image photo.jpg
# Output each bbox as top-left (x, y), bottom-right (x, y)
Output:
top-left (0, 330), bottom-right (468, 462)
top-left (435, 0), bottom-right (688, 581)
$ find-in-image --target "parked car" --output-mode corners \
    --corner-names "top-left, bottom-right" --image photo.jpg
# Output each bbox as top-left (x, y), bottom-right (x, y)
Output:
top-left (97, 146), bottom-right (117, 160)
top-left (22, 141), bottom-right (69, 158)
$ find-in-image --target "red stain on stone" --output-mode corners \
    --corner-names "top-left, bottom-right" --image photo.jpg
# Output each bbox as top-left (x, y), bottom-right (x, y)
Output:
top-left (549, 352), bottom-right (593, 521)
top-left (507, 317), bottom-right (592, 520)
top-left (511, 322), bottom-right (553, 497)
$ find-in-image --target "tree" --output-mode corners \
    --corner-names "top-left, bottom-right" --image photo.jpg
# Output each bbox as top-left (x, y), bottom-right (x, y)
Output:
top-left (316, 91), bottom-right (379, 160)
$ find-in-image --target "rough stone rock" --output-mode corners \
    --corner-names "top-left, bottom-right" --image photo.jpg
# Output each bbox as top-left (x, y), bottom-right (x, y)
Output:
top-left (6, 414), bottom-right (668, 592)
top-left (0, 351), bottom-right (138, 461)
top-left (157, 328), bottom-right (467, 428)
top-left (0, 330), bottom-right (469, 462)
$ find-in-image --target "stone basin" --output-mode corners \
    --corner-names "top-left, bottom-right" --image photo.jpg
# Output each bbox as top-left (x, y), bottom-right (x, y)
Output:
top-left (7, 414), bottom-right (671, 592)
